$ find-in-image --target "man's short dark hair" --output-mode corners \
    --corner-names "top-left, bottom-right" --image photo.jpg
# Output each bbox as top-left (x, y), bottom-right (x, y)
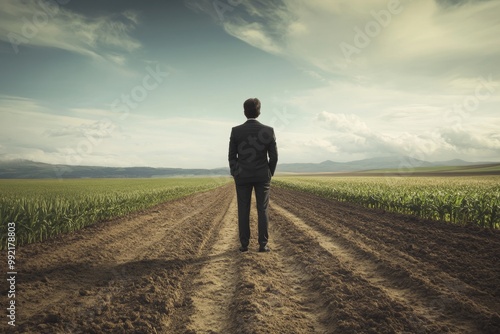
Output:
top-left (244, 98), bottom-right (261, 118)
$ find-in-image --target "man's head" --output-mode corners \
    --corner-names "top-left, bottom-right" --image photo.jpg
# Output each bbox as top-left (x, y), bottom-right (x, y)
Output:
top-left (243, 98), bottom-right (261, 119)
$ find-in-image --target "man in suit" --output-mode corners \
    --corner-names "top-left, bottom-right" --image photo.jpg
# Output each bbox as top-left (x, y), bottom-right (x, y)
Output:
top-left (228, 98), bottom-right (278, 252)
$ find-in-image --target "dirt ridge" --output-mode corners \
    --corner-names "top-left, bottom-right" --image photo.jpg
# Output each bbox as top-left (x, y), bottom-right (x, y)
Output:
top-left (1, 185), bottom-right (499, 333)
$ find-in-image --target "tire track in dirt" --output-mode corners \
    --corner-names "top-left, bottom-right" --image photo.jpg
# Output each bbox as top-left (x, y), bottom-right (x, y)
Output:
top-left (174, 192), bottom-right (330, 334)
top-left (8, 185), bottom-right (234, 333)
top-left (4, 184), bottom-right (499, 333)
top-left (90, 185), bottom-right (234, 334)
top-left (183, 196), bottom-right (240, 333)
top-left (342, 206), bottom-right (499, 299)
top-left (265, 221), bottom-right (331, 333)
top-left (268, 203), bottom-right (436, 333)
top-left (272, 187), bottom-right (500, 333)
top-left (271, 202), bottom-right (477, 333)
top-left (159, 185), bottom-right (235, 333)
top-left (16, 188), bottom-right (225, 328)
top-left (282, 187), bottom-right (500, 300)
top-left (226, 208), bottom-right (330, 333)
top-left (20, 189), bottom-right (220, 269)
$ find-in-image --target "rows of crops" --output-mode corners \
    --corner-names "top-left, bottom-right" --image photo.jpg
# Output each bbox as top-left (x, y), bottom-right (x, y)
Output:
top-left (273, 176), bottom-right (500, 229)
top-left (0, 177), bottom-right (230, 249)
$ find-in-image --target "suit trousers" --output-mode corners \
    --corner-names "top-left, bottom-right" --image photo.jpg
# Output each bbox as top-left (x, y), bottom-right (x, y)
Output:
top-left (235, 180), bottom-right (270, 247)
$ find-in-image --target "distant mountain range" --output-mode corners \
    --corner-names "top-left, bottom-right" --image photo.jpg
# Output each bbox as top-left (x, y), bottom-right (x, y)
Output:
top-left (276, 156), bottom-right (487, 173)
top-left (0, 160), bottom-right (228, 179)
top-left (0, 157), bottom-right (497, 179)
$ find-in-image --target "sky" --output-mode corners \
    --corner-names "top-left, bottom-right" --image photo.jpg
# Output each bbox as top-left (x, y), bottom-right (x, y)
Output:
top-left (0, 0), bottom-right (499, 169)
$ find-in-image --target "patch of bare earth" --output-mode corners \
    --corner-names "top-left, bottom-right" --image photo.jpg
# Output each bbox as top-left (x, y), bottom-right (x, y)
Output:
top-left (271, 186), bottom-right (500, 334)
top-left (1, 185), bottom-right (499, 333)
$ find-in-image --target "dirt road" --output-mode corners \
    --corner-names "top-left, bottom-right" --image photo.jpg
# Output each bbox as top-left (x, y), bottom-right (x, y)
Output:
top-left (2, 184), bottom-right (499, 333)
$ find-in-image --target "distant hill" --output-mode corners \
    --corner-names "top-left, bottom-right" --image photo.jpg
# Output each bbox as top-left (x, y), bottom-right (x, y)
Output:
top-left (0, 160), bottom-right (229, 179)
top-left (277, 156), bottom-right (499, 174)
top-left (0, 157), bottom-right (498, 179)
top-left (278, 156), bottom-right (436, 173)
top-left (431, 159), bottom-right (482, 167)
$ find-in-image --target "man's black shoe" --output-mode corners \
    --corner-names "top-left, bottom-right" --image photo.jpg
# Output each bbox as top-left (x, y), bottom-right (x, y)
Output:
top-left (239, 246), bottom-right (249, 252)
top-left (258, 245), bottom-right (270, 252)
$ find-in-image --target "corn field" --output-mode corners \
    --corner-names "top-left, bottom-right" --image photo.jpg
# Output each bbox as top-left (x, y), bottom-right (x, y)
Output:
top-left (0, 178), bottom-right (229, 249)
top-left (274, 176), bottom-right (500, 229)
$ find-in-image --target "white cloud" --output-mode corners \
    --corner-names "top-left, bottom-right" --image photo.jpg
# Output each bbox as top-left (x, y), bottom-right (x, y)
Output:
top-left (122, 10), bottom-right (140, 25)
top-left (313, 110), bottom-right (500, 162)
top-left (185, 0), bottom-right (500, 162)
top-left (0, 98), bottom-right (98, 164)
top-left (281, 0), bottom-right (500, 81)
top-left (316, 111), bottom-right (439, 156)
top-left (317, 111), bottom-right (371, 134)
top-left (0, 0), bottom-right (141, 64)
top-left (275, 68), bottom-right (500, 162)
top-left (0, 96), bottom-right (234, 168)
top-left (441, 126), bottom-right (500, 151)
top-left (189, 0), bottom-right (500, 87)
top-left (2, 1), bottom-right (499, 167)
top-left (224, 21), bottom-right (282, 55)
top-left (185, 0), bottom-right (288, 55)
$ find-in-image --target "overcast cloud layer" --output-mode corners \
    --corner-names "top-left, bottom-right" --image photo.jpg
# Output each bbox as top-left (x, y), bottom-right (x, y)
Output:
top-left (1, 0), bottom-right (499, 168)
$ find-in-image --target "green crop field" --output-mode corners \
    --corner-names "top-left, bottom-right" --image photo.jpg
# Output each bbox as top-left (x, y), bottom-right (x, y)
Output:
top-left (274, 175), bottom-right (500, 229)
top-left (0, 177), bottom-right (230, 249)
top-left (362, 163), bottom-right (500, 174)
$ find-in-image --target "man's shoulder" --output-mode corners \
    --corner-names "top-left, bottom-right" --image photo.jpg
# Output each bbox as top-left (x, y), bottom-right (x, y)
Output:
top-left (231, 121), bottom-right (275, 138)
top-left (231, 124), bottom-right (243, 135)
top-left (259, 123), bottom-right (274, 131)
top-left (231, 123), bottom-right (245, 130)
top-left (254, 122), bottom-right (275, 135)
top-left (235, 120), bottom-right (274, 129)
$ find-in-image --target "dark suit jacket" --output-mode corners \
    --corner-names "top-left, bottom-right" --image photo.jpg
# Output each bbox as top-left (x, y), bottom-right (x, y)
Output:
top-left (228, 120), bottom-right (278, 184)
